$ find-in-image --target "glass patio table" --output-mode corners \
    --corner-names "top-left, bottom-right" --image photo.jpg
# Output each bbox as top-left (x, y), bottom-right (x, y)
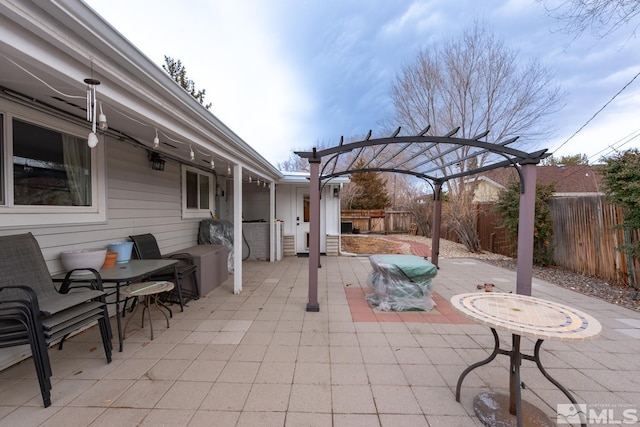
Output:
top-left (52, 259), bottom-right (178, 352)
top-left (451, 292), bottom-right (602, 427)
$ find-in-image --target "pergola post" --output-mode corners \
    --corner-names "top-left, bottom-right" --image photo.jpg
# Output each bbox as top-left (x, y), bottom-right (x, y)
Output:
top-left (516, 163), bottom-right (537, 295)
top-left (431, 182), bottom-right (443, 267)
top-left (307, 157), bottom-right (321, 312)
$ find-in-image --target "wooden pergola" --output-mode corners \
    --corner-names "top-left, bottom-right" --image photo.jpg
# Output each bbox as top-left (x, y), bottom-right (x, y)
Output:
top-left (296, 126), bottom-right (549, 312)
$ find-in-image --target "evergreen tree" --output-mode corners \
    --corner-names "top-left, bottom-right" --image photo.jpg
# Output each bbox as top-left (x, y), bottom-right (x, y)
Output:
top-left (349, 160), bottom-right (391, 210)
top-left (495, 181), bottom-right (556, 266)
top-left (163, 56), bottom-right (211, 109)
top-left (541, 153), bottom-right (589, 166)
top-left (602, 149), bottom-right (640, 257)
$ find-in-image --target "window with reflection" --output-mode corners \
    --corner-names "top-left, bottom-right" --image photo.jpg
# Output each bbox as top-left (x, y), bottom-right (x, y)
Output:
top-left (303, 194), bottom-right (310, 222)
top-left (13, 119), bottom-right (91, 206)
top-left (183, 165), bottom-right (213, 217)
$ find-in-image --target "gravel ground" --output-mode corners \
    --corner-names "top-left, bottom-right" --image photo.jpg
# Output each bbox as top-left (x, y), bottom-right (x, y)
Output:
top-left (394, 235), bottom-right (640, 312)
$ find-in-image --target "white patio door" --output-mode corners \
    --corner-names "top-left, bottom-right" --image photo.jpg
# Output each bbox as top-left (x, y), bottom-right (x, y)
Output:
top-left (296, 188), bottom-right (310, 254)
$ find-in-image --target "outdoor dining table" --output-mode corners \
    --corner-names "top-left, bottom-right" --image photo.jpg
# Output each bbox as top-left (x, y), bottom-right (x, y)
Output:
top-left (451, 292), bottom-right (602, 427)
top-left (52, 259), bottom-right (178, 352)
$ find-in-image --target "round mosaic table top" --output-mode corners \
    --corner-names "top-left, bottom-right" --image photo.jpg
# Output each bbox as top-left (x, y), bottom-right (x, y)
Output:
top-left (450, 292), bottom-right (601, 341)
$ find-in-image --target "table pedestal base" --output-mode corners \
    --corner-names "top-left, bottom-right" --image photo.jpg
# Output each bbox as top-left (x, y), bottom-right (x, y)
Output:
top-left (474, 392), bottom-right (553, 427)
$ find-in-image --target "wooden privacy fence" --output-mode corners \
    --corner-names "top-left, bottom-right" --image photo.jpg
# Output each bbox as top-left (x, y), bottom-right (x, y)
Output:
top-left (476, 197), bottom-right (639, 287)
top-left (550, 196), bottom-right (639, 286)
top-left (475, 203), bottom-right (517, 258)
top-left (341, 210), bottom-right (413, 234)
top-left (342, 198), bottom-right (640, 286)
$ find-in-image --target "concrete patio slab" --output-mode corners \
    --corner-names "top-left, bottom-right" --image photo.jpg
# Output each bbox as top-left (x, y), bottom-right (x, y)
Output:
top-left (1, 255), bottom-right (639, 426)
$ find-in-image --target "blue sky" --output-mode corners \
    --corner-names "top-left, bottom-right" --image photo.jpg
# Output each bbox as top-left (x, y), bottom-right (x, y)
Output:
top-left (84, 0), bottom-right (640, 166)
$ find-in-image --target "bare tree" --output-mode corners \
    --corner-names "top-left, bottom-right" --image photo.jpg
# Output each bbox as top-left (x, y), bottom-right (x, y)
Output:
top-left (390, 23), bottom-right (563, 194)
top-left (279, 140), bottom-right (340, 172)
top-left (538, 0), bottom-right (640, 39)
top-left (340, 183), bottom-right (363, 210)
top-left (277, 151), bottom-right (309, 172)
top-left (389, 22), bottom-right (564, 251)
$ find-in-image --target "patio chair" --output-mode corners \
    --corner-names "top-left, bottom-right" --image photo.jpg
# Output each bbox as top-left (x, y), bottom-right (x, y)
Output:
top-left (129, 233), bottom-right (198, 311)
top-left (0, 300), bottom-right (52, 406)
top-left (0, 233), bottom-right (113, 407)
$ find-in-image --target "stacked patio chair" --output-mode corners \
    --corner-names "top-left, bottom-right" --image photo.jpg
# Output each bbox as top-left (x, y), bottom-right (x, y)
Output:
top-left (129, 233), bottom-right (198, 311)
top-left (0, 233), bottom-right (112, 407)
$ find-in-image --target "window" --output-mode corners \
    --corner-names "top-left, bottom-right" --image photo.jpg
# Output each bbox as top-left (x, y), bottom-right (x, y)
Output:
top-left (0, 99), bottom-right (106, 227)
top-left (303, 194), bottom-right (310, 222)
top-left (182, 165), bottom-right (214, 218)
top-left (13, 119), bottom-right (91, 206)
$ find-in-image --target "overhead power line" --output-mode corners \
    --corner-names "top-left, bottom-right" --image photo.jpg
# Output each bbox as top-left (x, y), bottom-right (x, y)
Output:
top-left (552, 70), bottom-right (640, 153)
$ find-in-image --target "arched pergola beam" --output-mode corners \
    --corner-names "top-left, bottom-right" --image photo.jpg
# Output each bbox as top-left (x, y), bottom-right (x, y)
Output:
top-left (296, 135), bottom-right (532, 162)
top-left (322, 168), bottom-right (440, 182)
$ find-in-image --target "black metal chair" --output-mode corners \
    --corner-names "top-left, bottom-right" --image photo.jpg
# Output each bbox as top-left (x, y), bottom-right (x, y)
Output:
top-left (129, 233), bottom-right (198, 312)
top-left (0, 233), bottom-right (113, 407)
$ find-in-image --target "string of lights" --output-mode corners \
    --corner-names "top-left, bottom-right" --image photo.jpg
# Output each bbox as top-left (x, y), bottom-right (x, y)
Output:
top-left (3, 53), bottom-right (271, 186)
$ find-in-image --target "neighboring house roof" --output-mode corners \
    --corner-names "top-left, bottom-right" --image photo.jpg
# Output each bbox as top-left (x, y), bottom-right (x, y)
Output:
top-left (469, 164), bottom-right (604, 200)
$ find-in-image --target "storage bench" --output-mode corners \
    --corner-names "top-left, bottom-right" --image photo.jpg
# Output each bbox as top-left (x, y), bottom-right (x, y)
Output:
top-left (167, 244), bottom-right (228, 297)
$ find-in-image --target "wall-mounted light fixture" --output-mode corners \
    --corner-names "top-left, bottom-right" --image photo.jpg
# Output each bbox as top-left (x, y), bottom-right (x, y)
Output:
top-left (333, 187), bottom-right (340, 198)
top-left (148, 152), bottom-right (165, 171)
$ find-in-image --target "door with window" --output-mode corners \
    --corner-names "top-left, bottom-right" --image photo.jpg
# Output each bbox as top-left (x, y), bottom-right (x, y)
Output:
top-left (296, 188), bottom-right (310, 254)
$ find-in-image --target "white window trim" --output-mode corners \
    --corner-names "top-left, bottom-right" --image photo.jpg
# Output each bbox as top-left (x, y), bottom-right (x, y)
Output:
top-left (181, 164), bottom-right (214, 219)
top-left (0, 98), bottom-right (107, 228)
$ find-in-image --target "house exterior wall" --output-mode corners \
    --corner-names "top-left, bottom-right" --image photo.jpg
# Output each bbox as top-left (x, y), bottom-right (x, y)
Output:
top-left (242, 185), bottom-right (270, 221)
top-left (0, 0), bottom-right (283, 369)
top-left (472, 179), bottom-right (503, 203)
top-left (0, 136), bottom-right (203, 274)
top-left (275, 182), bottom-right (341, 254)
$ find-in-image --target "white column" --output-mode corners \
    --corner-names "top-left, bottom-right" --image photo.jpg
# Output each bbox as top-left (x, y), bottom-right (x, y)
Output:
top-left (270, 181), bottom-right (276, 262)
top-left (233, 164), bottom-right (243, 294)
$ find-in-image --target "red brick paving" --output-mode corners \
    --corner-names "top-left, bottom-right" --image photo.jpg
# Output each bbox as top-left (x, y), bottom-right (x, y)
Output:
top-left (344, 286), bottom-right (474, 324)
top-left (386, 236), bottom-right (432, 257)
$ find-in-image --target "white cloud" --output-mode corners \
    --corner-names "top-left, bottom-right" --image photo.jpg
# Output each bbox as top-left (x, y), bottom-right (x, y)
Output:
top-left (382, 2), bottom-right (430, 35)
top-left (85, 0), bottom-right (314, 164)
top-left (85, 0), bottom-right (640, 166)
